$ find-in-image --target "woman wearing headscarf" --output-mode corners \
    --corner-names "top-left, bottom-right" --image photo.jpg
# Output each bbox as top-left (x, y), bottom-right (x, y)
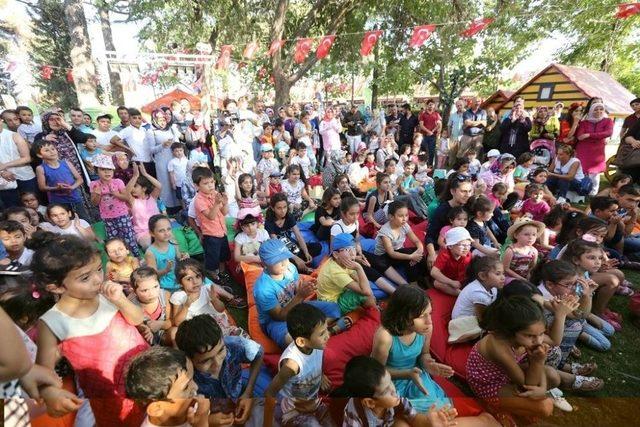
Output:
top-left (319, 107), bottom-right (342, 167)
top-left (498, 102), bottom-right (532, 159)
top-left (149, 106), bottom-right (181, 209)
top-left (575, 102), bottom-right (613, 195)
top-left (558, 102), bottom-right (584, 146)
top-left (476, 153), bottom-right (517, 196)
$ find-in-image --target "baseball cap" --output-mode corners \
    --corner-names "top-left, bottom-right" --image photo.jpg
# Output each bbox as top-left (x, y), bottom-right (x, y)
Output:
top-left (261, 143), bottom-right (274, 152)
top-left (445, 227), bottom-right (472, 247)
top-left (269, 171), bottom-right (282, 178)
top-left (259, 239), bottom-right (294, 266)
top-left (332, 233), bottom-right (355, 252)
top-left (487, 149), bottom-right (500, 158)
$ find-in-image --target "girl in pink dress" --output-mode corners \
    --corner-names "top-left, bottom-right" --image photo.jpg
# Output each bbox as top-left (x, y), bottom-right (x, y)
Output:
top-left (33, 234), bottom-right (149, 427)
top-left (126, 163), bottom-right (162, 249)
top-left (575, 102), bottom-right (613, 196)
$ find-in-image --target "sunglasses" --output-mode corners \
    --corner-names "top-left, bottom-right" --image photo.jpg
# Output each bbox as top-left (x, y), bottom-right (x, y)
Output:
top-left (454, 174), bottom-right (471, 182)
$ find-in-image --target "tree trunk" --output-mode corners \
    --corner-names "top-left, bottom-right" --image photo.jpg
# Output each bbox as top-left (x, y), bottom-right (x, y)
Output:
top-left (99, 6), bottom-right (124, 105)
top-left (274, 77), bottom-right (292, 107)
top-left (63, 0), bottom-right (100, 108)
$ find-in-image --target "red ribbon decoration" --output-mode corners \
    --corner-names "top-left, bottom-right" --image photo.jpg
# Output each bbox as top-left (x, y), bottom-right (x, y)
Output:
top-left (409, 24), bottom-right (436, 48)
top-left (294, 38), bottom-right (313, 64)
top-left (360, 30), bottom-right (382, 56)
top-left (460, 17), bottom-right (494, 37)
top-left (615, 3), bottom-right (640, 18)
top-left (40, 65), bottom-right (53, 80)
top-left (243, 41), bottom-right (259, 59)
top-left (267, 40), bottom-right (284, 56)
top-left (316, 35), bottom-right (336, 59)
top-left (215, 45), bottom-right (233, 70)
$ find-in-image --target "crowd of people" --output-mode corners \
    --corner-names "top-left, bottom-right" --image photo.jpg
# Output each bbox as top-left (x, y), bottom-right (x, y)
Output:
top-left (0, 92), bottom-right (640, 427)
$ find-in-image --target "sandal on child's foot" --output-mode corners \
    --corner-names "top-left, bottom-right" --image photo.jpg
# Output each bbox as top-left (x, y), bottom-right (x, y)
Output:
top-left (616, 283), bottom-right (635, 296)
top-left (568, 362), bottom-right (597, 376)
top-left (572, 375), bottom-right (604, 392)
top-left (569, 346), bottom-right (582, 359)
top-left (549, 388), bottom-right (573, 412)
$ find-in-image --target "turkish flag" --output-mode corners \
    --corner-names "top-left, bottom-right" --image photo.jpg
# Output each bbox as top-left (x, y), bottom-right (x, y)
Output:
top-left (41, 65), bottom-right (53, 80)
top-left (66, 69), bottom-right (74, 83)
top-left (267, 39), bottom-right (284, 56)
top-left (360, 30), bottom-right (382, 56)
top-left (243, 41), bottom-right (259, 59)
top-left (460, 17), bottom-right (494, 37)
top-left (409, 24), bottom-right (436, 48)
top-left (316, 35), bottom-right (336, 59)
top-left (616, 3), bottom-right (640, 18)
top-left (215, 45), bottom-right (233, 70)
top-left (294, 38), bottom-right (313, 64)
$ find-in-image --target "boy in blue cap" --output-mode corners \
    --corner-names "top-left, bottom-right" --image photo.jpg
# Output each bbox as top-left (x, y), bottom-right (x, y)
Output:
top-left (317, 233), bottom-right (377, 315)
top-left (253, 239), bottom-right (342, 349)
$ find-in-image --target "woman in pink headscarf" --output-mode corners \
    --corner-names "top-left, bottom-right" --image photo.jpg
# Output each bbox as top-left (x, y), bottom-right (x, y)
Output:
top-left (318, 107), bottom-right (342, 167)
top-left (575, 102), bottom-right (613, 195)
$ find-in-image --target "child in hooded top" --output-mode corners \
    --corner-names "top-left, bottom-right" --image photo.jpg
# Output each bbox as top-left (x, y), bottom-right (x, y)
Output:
top-left (175, 314), bottom-right (272, 425)
top-left (339, 356), bottom-right (459, 427)
top-left (372, 286), bottom-right (498, 426)
top-left (431, 227), bottom-right (473, 296)
top-left (34, 234), bottom-right (148, 426)
top-left (125, 346), bottom-right (212, 427)
top-left (129, 267), bottom-right (175, 346)
top-left (264, 303), bottom-right (335, 427)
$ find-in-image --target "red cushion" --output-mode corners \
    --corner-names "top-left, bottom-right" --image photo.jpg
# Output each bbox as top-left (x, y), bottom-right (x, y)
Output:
top-left (226, 243), bottom-right (246, 287)
top-left (427, 289), bottom-right (473, 379)
top-left (404, 221), bottom-right (427, 248)
top-left (323, 306), bottom-right (381, 389)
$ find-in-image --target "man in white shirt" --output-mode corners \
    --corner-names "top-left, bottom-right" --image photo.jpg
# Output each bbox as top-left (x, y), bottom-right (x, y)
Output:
top-left (117, 108), bottom-right (155, 175)
top-left (91, 114), bottom-right (131, 155)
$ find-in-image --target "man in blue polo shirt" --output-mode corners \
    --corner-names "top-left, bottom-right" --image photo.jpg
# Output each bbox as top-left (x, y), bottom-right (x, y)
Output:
top-left (459, 96), bottom-right (487, 161)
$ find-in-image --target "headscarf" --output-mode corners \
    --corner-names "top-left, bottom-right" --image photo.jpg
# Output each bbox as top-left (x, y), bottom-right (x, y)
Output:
top-left (41, 111), bottom-right (67, 138)
top-left (489, 153), bottom-right (516, 176)
top-left (534, 106), bottom-right (549, 126)
top-left (586, 102), bottom-right (608, 123)
top-left (112, 151), bottom-right (133, 183)
top-left (151, 106), bottom-right (174, 131)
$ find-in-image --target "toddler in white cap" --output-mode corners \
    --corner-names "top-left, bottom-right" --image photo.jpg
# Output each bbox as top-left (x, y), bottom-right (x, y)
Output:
top-left (430, 227), bottom-right (473, 295)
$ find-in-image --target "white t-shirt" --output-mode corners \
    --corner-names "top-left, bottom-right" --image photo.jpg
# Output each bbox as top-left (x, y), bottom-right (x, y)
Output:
top-left (234, 228), bottom-right (270, 256)
top-left (451, 279), bottom-right (498, 320)
top-left (281, 179), bottom-right (305, 205)
top-left (91, 129), bottom-right (119, 149)
top-left (40, 219), bottom-right (91, 237)
top-left (330, 219), bottom-right (358, 238)
top-left (167, 157), bottom-right (189, 187)
top-left (279, 342), bottom-right (323, 421)
top-left (118, 126), bottom-right (152, 162)
top-left (289, 155), bottom-right (312, 178)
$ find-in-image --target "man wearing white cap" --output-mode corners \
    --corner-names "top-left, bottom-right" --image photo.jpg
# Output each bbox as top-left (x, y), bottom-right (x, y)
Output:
top-left (430, 227), bottom-right (473, 296)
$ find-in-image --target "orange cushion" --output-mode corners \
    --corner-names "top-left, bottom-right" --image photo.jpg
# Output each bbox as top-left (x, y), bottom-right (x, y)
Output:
top-left (241, 262), bottom-right (281, 354)
top-left (31, 376), bottom-right (77, 427)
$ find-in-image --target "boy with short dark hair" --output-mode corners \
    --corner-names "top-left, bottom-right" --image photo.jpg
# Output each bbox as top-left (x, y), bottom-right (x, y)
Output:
top-left (0, 220), bottom-right (33, 267)
top-left (193, 167), bottom-right (230, 281)
top-left (175, 314), bottom-right (271, 425)
top-left (264, 303), bottom-right (335, 427)
top-left (79, 134), bottom-right (103, 181)
top-left (614, 184), bottom-right (640, 261)
top-left (168, 142), bottom-right (188, 204)
top-left (125, 346), bottom-right (212, 427)
top-left (15, 106), bottom-right (41, 144)
top-left (590, 196), bottom-right (624, 254)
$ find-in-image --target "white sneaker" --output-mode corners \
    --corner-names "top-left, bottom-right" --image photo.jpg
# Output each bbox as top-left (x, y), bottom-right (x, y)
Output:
top-left (549, 388), bottom-right (573, 412)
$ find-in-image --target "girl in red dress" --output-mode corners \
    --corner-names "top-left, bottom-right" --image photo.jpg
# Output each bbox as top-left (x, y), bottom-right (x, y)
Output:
top-left (33, 234), bottom-right (149, 426)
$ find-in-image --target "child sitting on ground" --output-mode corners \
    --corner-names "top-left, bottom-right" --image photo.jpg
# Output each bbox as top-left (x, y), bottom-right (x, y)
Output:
top-left (503, 218), bottom-right (543, 283)
top-left (449, 256), bottom-right (504, 343)
top-left (437, 206), bottom-right (469, 249)
top-left (129, 267), bottom-right (175, 346)
top-left (466, 195), bottom-right (500, 256)
top-left (521, 183), bottom-right (551, 222)
top-left (105, 237), bottom-right (140, 288)
top-left (431, 227), bottom-right (473, 296)
top-left (125, 346), bottom-right (212, 427)
top-left (0, 220), bottom-right (33, 268)
top-left (264, 303), bottom-right (335, 427)
top-left (175, 314), bottom-right (272, 424)
top-left (339, 356), bottom-right (459, 427)
top-left (317, 233), bottom-right (377, 317)
top-left (233, 213), bottom-right (270, 265)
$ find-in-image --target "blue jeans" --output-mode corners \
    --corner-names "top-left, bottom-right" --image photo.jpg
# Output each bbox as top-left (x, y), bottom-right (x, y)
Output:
top-left (623, 234), bottom-right (640, 257)
top-left (547, 176), bottom-right (582, 198)
top-left (581, 318), bottom-right (614, 351)
top-left (421, 135), bottom-right (436, 166)
top-left (262, 300), bottom-right (341, 349)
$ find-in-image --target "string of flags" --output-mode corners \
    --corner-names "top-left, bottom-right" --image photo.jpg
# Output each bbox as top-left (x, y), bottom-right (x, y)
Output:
top-left (3, 2), bottom-right (639, 83)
